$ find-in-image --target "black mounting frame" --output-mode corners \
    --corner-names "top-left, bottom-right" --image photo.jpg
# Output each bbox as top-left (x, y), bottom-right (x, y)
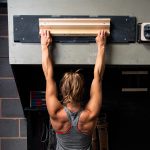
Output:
top-left (13, 15), bottom-right (136, 43)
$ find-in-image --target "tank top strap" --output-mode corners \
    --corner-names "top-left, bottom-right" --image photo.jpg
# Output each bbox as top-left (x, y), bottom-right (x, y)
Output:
top-left (64, 106), bottom-right (72, 122)
top-left (64, 106), bottom-right (82, 126)
top-left (73, 109), bottom-right (82, 126)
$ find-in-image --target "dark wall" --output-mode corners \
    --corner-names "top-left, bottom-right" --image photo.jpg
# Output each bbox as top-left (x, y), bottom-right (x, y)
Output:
top-left (0, 2), bottom-right (27, 150)
top-left (103, 67), bottom-right (150, 150)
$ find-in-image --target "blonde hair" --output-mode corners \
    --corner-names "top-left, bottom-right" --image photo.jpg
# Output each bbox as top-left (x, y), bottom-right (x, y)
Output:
top-left (60, 70), bottom-right (84, 104)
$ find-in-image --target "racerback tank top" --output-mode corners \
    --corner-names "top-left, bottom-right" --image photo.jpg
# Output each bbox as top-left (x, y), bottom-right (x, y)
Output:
top-left (56, 106), bottom-right (92, 150)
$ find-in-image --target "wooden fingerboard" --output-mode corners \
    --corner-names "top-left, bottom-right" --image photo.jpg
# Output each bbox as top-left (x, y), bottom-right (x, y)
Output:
top-left (39, 18), bottom-right (110, 36)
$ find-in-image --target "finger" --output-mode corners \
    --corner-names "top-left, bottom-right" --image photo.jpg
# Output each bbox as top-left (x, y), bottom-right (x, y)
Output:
top-left (45, 30), bottom-right (47, 36)
top-left (99, 30), bottom-right (103, 38)
top-left (43, 30), bottom-right (46, 36)
top-left (102, 30), bottom-right (105, 36)
top-left (48, 30), bottom-right (50, 38)
top-left (39, 29), bottom-right (41, 35)
top-left (46, 30), bottom-right (48, 37)
top-left (39, 29), bottom-right (44, 36)
top-left (105, 30), bottom-right (108, 37)
top-left (101, 30), bottom-right (105, 36)
top-left (103, 30), bottom-right (106, 36)
top-left (49, 31), bottom-right (52, 39)
top-left (98, 30), bottom-right (101, 36)
top-left (49, 30), bottom-right (51, 35)
top-left (102, 30), bottom-right (106, 39)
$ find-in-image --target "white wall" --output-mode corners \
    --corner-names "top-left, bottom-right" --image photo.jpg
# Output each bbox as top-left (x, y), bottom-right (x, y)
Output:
top-left (8, 0), bottom-right (150, 65)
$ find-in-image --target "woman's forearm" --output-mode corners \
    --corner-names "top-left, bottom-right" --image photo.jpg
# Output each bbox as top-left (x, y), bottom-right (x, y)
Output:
top-left (94, 45), bottom-right (105, 80)
top-left (41, 45), bottom-right (53, 81)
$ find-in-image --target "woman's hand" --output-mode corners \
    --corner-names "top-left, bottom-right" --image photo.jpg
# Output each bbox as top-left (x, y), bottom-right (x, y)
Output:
top-left (40, 29), bottom-right (52, 47)
top-left (95, 30), bottom-right (107, 47)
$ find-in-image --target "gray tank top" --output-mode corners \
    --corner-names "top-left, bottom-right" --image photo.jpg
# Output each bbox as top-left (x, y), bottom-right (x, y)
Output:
top-left (56, 106), bottom-right (92, 150)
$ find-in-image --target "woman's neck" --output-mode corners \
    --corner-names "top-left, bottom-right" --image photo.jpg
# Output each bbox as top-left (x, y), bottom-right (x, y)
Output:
top-left (66, 102), bottom-right (81, 112)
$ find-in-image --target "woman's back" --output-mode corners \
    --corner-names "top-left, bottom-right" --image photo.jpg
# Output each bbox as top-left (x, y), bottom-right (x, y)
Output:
top-left (56, 107), bottom-right (92, 150)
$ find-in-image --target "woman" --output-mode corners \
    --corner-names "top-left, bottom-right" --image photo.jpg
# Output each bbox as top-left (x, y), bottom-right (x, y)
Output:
top-left (40, 29), bottom-right (107, 150)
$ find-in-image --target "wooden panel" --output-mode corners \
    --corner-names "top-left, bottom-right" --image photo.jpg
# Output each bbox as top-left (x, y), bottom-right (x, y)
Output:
top-left (39, 18), bottom-right (110, 36)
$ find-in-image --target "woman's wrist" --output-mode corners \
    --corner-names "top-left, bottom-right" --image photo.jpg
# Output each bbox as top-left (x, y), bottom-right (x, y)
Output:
top-left (41, 44), bottom-right (49, 50)
top-left (97, 44), bottom-right (105, 49)
top-left (41, 44), bottom-right (49, 47)
top-left (41, 42), bottom-right (52, 47)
